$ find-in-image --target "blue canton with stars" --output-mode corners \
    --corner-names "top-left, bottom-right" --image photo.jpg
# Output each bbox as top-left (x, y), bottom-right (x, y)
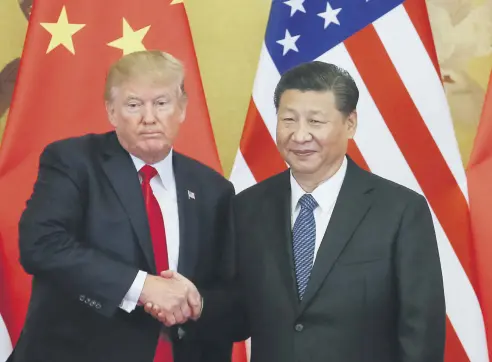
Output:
top-left (265, 0), bottom-right (405, 74)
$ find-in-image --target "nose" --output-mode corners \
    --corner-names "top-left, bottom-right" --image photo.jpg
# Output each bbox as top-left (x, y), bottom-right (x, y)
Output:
top-left (142, 103), bottom-right (156, 124)
top-left (291, 120), bottom-right (312, 143)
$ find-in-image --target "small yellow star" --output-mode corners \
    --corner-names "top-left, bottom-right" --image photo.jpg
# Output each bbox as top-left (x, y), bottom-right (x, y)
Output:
top-left (107, 18), bottom-right (151, 55)
top-left (40, 6), bottom-right (86, 54)
top-left (170, 0), bottom-right (184, 4)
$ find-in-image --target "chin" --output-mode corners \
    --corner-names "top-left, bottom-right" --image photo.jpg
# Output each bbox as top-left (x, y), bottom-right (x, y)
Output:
top-left (140, 139), bottom-right (167, 150)
top-left (290, 164), bottom-right (319, 175)
top-left (288, 158), bottom-right (318, 172)
top-left (132, 141), bottom-right (168, 159)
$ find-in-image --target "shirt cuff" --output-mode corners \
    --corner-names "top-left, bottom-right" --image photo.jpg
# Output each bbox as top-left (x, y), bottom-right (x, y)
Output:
top-left (119, 270), bottom-right (147, 313)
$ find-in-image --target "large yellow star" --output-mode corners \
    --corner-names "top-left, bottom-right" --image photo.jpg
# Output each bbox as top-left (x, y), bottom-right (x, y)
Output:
top-left (107, 19), bottom-right (151, 55)
top-left (40, 6), bottom-right (86, 54)
top-left (170, 0), bottom-right (184, 4)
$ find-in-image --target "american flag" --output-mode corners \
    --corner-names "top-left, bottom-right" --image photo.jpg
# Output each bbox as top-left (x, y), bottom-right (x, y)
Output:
top-left (229, 0), bottom-right (489, 361)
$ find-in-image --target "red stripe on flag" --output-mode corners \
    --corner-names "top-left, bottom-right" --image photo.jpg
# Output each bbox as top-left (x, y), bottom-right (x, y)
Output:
top-left (444, 317), bottom-right (470, 362)
top-left (347, 139), bottom-right (370, 171)
top-left (468, 70), bottom-right (492, 360)
top-left (344, 26), bottom-right (476, 288)
top-left (403, 0), bottom-right (441, 78)
top-left (240, 99), bottom-right (287, 182)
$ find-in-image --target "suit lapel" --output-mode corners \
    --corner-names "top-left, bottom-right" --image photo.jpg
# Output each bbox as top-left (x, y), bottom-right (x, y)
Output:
top-left (173, 153), bottom-right (200, 279)
top-left (298, 159), bottom-right (375, 314)
top-left (264, 171), bottom-right (299, 308)
top-left (100, 133), bottom-right (155, 272)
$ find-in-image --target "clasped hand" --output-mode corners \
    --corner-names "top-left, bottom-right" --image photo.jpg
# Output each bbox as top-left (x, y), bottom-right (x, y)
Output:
top-left (139, 270), bottom-right (202, 327)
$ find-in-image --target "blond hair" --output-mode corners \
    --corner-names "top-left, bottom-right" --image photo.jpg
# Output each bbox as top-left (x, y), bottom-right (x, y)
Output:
top-left (104, 50), bottom-right (185, 101)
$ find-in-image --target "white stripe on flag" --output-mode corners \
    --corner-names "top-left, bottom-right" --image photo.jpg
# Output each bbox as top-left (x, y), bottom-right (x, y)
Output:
top-left (373, 5), bottom-right (468, 201)
top-left (245, 338), bottom-right (251, 361)
top-left (252, 44), bottom-right (281, 143)
top-left (0, 314), bottom-right (12, 362)
top-left (230, 151), bottom-right (257, 194)
top-left (432, 214), bottom-right (489, 362)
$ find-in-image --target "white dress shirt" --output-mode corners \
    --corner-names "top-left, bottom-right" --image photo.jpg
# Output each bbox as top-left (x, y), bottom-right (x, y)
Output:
top-left (120, 150), bottom-right (180, 312)
top-left (290, 156), bottom-right (347, 263)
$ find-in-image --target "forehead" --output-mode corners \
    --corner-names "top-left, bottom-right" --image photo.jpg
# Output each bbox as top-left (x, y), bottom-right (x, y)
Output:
top-left (278, 89), bottom-right (337, 112)
top-left (114, 76), bottom-right (179, 99)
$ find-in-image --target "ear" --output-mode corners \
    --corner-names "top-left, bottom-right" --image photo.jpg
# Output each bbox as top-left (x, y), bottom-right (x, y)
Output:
top-left (106, 101), bottom-right (117, 127)
top-left (178, 95), bottom-right (188, 124)
top-left (346, 110), bottom-right (357, 139)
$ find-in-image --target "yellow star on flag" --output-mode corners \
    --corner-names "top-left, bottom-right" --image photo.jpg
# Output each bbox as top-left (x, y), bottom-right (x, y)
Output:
top-left (40, 6), bottom-right (86, 54)
top-left (170, 0), bottom-right (184, 4)
top-left (107, 18), bottom-right (151, 55)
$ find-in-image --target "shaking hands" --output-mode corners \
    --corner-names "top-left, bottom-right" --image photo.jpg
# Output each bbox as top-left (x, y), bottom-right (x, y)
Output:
top-left (139, 270), bottom-right (202, 327)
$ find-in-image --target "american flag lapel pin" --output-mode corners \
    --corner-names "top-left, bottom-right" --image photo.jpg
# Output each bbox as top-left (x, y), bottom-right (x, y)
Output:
top-left (187, 190), bottom-right (195, 200)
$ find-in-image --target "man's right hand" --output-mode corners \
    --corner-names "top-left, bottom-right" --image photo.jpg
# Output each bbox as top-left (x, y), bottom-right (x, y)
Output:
top-left (139, 273), bottom-right (201, 327)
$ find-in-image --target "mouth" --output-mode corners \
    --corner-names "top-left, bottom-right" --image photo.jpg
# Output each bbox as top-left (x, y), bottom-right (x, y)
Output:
top-left (140, 132), bottom-right (161, 137)
top-left (291, 150), bottom-right (316, 157)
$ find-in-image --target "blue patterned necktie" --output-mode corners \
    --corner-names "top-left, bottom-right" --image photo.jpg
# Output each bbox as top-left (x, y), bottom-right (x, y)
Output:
top-left (292, 194), bottom-right (318, 300)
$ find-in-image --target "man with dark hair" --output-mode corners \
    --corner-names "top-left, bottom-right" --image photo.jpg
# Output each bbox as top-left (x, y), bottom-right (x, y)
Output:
top-left (233, 61), bottom-right (446, 362)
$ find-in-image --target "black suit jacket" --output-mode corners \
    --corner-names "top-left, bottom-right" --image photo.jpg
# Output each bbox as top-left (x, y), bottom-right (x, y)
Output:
top-left (10, 132), bottom-right (236, 362)
top-left (233, 158), bottom-right (445, 362)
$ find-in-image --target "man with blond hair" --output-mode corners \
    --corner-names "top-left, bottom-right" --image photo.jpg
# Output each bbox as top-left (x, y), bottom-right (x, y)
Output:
top-left (9, 50), bottom-right (237, 362)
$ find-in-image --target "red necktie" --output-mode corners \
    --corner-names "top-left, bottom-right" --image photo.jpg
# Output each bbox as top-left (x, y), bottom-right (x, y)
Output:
top-left (139, 165), bottom-right (173, 362)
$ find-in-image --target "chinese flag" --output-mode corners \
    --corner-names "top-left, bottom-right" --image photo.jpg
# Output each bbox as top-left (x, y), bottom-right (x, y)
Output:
top-left (468, 70), bottom-right (492, 359)
top-left (0, 0), bottom-right (221, 347)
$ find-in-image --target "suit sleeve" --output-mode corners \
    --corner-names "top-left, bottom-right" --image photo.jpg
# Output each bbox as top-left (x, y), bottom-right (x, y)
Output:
top-left (19, 143), bottom-right (138, 318)
top-left (396, 194), bottom-right (446, 362)
top-left (179, 181), bottom-right (249, 342)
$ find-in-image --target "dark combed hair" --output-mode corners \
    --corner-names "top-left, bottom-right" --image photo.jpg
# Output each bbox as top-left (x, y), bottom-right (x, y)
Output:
top-left (274, 61), bottom-right (359, 116)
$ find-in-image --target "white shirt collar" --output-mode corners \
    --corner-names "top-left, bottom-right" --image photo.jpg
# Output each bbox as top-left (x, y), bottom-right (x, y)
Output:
top-left (130, 150), bottom-right (176, 194)
top-left (290, 156), bottom-right (348, 213)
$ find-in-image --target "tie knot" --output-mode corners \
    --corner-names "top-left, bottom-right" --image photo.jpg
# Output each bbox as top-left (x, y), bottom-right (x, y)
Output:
top-left (298, 194), bottom-right (318, 212)
top-left (139, 165), bottom-right (158, 183)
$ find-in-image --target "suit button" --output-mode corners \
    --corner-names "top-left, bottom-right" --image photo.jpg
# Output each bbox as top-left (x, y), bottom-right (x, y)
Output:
top-left (85, 298), bottom-right (91, 304)
top-left (294, 323), bottom-right (304, 332)
top-left (90, 300), bottom-right (96, 307)
top-left (79, 295), bottom-right (85, 302)
top-left (95, 303), bottom-right (102, 309)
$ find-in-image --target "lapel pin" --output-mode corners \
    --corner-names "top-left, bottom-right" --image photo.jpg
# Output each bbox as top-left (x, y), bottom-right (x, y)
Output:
top-left (187, 190), bottom-right (195, 200)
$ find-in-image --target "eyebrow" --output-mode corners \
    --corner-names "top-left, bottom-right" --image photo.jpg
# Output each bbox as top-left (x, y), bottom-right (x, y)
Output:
top-left (126, 96), bottom-right (142, 101)
top-left (280, 107), bottom-right (326, 116)
top-left (308, 110), bottom-right (325, 116)
top-left (125, 94), bottom-right (171, 101)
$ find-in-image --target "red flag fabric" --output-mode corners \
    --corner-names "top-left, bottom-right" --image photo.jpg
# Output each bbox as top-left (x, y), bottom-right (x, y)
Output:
top-left (0, 0), bottom-right (221, 349)
top-left (0, 234), bottom-right (13, 360)
top-left (468, 70), bottom-right (492, 360)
